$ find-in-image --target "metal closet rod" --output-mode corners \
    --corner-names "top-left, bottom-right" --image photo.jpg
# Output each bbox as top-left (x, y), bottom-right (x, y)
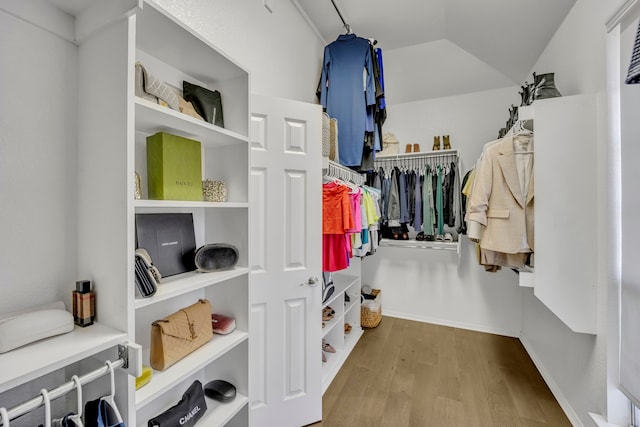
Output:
top-left (330, 0), bottom-right (351, 34)
top-left (325, 160), bottom-right (365, 186)
top-left (3, 357), bottom-right (125, 423)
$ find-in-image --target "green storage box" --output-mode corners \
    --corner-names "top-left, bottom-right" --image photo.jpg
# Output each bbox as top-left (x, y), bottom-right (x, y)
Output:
top-left (146, 132), bottom-right (202, 201)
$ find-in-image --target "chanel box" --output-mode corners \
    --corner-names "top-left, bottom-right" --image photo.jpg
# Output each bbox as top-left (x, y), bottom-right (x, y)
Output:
top-left (146, 132), bottom-right (202, 201)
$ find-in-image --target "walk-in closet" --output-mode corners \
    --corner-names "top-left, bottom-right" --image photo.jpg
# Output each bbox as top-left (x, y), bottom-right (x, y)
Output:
top-left (1, 0), bottom-right (638, 426)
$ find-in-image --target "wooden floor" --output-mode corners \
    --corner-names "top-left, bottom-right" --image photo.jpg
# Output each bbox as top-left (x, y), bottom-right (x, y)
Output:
top-left (309, 317), bottom-right (571, 427)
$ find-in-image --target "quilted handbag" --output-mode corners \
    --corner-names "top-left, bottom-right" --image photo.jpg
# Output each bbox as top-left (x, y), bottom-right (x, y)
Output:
top-left (150, 299), bottom-right (213, 371)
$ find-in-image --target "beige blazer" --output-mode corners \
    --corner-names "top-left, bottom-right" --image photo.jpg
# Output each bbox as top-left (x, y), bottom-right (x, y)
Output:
top-left (467, 136), bottom-right (534, 254)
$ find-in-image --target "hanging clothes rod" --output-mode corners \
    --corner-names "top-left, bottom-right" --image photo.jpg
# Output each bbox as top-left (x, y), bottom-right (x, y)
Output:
top-left (374, 149), bottom-right (459, 163)
top-left (330, 0), bottom-right (351, 34)
top-left (324, 160), bottom-right (365, 186)
top-left (2, 357), bottom-right (125, 423)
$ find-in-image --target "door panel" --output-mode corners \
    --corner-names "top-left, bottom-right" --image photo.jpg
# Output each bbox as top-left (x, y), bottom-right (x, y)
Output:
top-left (249, 95), bottom-right (322, 426)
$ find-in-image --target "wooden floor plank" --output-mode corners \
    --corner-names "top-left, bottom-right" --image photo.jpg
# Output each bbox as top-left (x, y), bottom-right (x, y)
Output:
top-left (309, 317), bottom-right (571, 427)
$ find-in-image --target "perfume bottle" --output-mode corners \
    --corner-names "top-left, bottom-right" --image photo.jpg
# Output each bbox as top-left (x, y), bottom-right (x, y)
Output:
top-left (72, 280), bottom-right (95, 327)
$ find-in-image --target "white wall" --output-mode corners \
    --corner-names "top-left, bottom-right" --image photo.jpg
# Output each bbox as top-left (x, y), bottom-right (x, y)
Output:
top-left (0, 7), bottom-right (78, 315)
top-left (0, 0), bottom-right (323, 314)
top-left (362, 86), bottom-right (526, 337)
top-left (520, 0), bottom-right (627, 426)
top-left (153, 0), bottom-right (324, 104)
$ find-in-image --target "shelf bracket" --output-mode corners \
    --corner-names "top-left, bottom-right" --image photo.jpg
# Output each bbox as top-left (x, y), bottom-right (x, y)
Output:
top-left (118, 341), bottom-right (143, 377)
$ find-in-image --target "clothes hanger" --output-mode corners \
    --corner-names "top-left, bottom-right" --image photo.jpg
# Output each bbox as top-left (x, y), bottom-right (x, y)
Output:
top-left (1, 406), bottom-right (10, 427)
top-left (100, 360), bottom-right (123, 423)
top-left (66, 375), bottom-right (84, 427)
top-left (40, 389), bottom-right (52, 427)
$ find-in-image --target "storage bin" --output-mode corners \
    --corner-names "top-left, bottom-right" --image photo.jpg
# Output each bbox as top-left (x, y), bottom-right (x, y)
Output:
top-left (361, 289), bottom-right (382, 328)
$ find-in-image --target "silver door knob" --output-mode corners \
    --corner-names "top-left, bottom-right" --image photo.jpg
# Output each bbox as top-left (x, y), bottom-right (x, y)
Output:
top-left (305, 276), bottom-right (319, 287)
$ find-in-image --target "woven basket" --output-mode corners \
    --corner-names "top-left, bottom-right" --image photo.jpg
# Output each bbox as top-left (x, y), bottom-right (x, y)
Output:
top-left (361, 289), bottom-right (382, 328)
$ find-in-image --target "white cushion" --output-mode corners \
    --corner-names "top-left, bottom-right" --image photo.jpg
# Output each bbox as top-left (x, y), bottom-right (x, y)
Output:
top-left (0, 309), bottom-right (74, 353)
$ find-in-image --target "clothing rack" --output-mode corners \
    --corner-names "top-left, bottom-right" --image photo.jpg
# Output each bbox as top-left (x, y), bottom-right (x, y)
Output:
top-left (374, 150), bottom-right (459, 172)
top-left (2, 357), bottom-right (125, 423)
top-left (330, 0), bottom-right (351, 34)
top-left (324, 159), bottom-right (365, 186)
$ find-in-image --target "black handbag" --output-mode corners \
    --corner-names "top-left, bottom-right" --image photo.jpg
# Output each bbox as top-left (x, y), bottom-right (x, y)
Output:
top-left (183, 81), bottom-right (224, 128)
top-left (148, 380), bottom-right (207, 427)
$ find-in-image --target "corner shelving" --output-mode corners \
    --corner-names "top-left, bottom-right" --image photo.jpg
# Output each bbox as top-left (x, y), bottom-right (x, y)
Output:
top-left (76, 1), bottom-right (251, 425)
top-left (321, 271), bottom-right (363, 393)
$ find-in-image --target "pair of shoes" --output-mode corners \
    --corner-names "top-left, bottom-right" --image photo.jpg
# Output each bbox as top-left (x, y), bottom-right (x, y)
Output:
top-left (322, 306), bottom-right (335, 321)
top-left (415, 232), bottom-right (425, 241)
top-left (425, 234), bottom-right (435, 241)
top-left (433, 135), bottom-right (452, 150)
top-left (405, 143), bottom-right (421, 153)
top-left (322, 351), bottom-right (326, 363)
top-left (322, 339), bottom-right (336, 353)
top-left (443, 135), bottom-right (451, 150)
top-left (443, 232), bottom-right (454, 242)
top-left (344, 293), bottom-right (351, 303)
top-left (344, 323), bottom-right (352, 334)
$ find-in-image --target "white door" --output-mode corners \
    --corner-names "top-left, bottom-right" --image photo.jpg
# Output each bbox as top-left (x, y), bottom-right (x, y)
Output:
top-left (249, 94), bottom-right (322, 426)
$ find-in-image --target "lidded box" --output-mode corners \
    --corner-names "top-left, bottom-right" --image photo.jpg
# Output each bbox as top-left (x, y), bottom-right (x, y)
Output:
top-left (146, 132), bottom-right (202, 201)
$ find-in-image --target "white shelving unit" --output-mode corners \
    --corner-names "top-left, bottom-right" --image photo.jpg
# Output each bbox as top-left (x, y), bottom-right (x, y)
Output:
top-left (322, 271), bottom-right (363, 393)
top-left (72, 1), bottom-right (251, 425)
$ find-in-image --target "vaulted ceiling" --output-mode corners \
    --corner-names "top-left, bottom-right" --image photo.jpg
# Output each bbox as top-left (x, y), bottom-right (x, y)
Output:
top-left (294, 0), bottom-right (576, 103)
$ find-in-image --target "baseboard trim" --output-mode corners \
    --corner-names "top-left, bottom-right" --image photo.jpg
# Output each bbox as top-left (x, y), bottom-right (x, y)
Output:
top-left (383, 310), bottom-right (521, 338)
top-left (589, 412), bottom-right (627, 427)
top-left (519, 334), bottom-right (584, 427)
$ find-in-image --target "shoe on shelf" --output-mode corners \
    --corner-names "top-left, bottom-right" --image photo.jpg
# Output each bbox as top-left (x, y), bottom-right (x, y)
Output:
top-left (322, 351), bottom-right (327, 363)
top-left (413, 143), bottom-right (420, 153)
top-left (322, 283), bottom-right (335, 304)
top-left (322, 339), bottom-right (336, 353)
top-left (443, 135), bottom-right (451, 150)
top-left (344, 323), bottom-right (352, 334)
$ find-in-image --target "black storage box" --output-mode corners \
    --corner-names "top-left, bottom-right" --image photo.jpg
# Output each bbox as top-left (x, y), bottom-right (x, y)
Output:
top-left (135, 213), bottom-right (196, 277)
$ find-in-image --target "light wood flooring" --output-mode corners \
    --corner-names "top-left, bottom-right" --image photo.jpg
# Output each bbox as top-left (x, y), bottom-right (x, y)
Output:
top-left (310, 316), bottom-right (571, 427)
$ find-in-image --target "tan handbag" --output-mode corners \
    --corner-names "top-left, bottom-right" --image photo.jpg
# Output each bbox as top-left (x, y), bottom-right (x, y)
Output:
top-left (150, 299), bottom-right (213, 371)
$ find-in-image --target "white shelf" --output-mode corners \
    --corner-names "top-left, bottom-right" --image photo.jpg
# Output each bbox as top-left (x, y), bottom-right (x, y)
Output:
top-left (135, 329), bottom-right (248, 408)
top-left (375, 148), bottom-right (458, 159)
top-left (135, 99), bottom-right (248, 147)
top-left (199, 394), bottom-right (248, 427)
top-left (0, 323), bottom-right (126, 393)
top-left (322, 327), bottom-right (363, 394)
top-left (322, 313), bottom-right (342, 338)
top-left (134, 268), bottom-right (249, 309)
top-left (135, 199), bottom-right (248, 209)
top-left (344, 296), bottom-right (359, 316)
top-left (138, 394), bottom-right (248, 427)
top-left (379, 238), bottom-right (460, 253)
